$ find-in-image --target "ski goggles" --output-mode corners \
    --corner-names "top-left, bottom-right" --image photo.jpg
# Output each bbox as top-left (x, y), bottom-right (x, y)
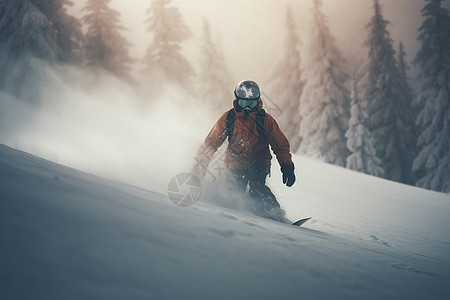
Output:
top-left (237, 98), bottom-right (259, 109)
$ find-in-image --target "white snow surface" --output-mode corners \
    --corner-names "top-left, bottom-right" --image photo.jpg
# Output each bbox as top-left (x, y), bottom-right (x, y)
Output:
top-left (1, 143), bottom-right (449, 300)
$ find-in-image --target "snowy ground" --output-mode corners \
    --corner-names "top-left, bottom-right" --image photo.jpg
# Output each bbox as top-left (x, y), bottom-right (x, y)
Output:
top-left (1, 143), bottom-right (449, 300)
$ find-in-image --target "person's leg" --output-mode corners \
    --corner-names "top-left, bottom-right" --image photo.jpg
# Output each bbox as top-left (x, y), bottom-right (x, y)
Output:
top-left (247, 163), bottom-right (285, 220)
top-left (248, 164), bottom-right (276, 204)
top-left (228, 167), bottom-right (249, 194)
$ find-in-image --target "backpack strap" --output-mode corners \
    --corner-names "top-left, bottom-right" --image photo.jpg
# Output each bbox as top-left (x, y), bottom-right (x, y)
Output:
top-left (255, 109), bottom-right (266, 145)
top-left (225, 108), bottom-right (266, 145)
top-left (225, 108), bottom-right (236, 143)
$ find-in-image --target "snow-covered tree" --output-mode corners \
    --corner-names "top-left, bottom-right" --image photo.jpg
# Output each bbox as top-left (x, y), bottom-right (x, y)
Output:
top-left (81, 0), bottom-right (135, 82)
top-left (398, 41), bottom-right (420, 153)
top-left (364, 0), bottom-right (417, 184)
top-left (412, 0), bottom-right (450, 193)
top-left (142, 0), bottom-right (194, 91)
top-left (31, 0), bottom-right (84, 63)
top-left (0, 0), bottom-right (82, 61)
top-left (346, 77), bottom-right (384, 177)
top-left (267, 6), bottom-right (304, 152)
top-left (297, 0), bottom-right (350, 167)
top-left (0, 0), bottom-right (59, 100)
top-left (197, 18), bottom-right (234, 113)
top-left (0, 0), bottom-right (58, 62)
top-left (397, 42), bottom-right (409, 82)
top-left (0, 0), bottom-right (83, 102)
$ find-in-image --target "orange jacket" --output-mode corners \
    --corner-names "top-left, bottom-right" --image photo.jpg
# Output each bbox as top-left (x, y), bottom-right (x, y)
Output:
top-left (196, 99), bottom-right (294, 170)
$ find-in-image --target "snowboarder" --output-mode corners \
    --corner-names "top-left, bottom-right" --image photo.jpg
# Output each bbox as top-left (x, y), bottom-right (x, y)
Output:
top-left (192, 80), bottom-right (296, 221)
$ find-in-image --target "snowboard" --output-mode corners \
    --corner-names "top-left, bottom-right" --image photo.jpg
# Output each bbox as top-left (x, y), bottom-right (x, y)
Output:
top-left (292, 217), bottom-right (312, 227)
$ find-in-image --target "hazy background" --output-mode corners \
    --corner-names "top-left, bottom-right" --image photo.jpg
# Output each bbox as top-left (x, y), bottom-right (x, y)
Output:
top-left (71, 0), bottom-right (440, 82)
top-left (3, 0), bottom-right (447, 194)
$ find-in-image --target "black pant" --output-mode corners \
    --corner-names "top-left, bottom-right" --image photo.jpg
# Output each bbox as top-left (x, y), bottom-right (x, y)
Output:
top-left (229, 163), bottom-right (283, 219)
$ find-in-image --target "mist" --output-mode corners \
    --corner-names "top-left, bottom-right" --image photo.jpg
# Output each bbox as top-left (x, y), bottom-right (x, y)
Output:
top-left (0, 65), bottom-right (216, 194)
top-left (70, 0), bottom-right (442, 80)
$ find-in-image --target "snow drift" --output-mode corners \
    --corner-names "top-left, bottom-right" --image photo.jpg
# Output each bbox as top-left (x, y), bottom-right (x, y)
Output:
top-left (0, 143), bottom-right (449, 300)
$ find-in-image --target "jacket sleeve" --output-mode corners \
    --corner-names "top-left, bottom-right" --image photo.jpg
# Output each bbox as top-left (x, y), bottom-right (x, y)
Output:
top-left (192, 112), bottom-right (228, 177)
top-left (266, 114), bottom-right (294, 167)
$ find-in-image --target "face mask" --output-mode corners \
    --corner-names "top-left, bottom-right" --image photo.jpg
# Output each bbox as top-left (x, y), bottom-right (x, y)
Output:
top-left (237, 99), bottom-right (258, 109)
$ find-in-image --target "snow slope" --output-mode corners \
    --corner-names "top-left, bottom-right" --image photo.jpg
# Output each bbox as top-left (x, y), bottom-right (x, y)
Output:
top-left (1, 143), bottom-right (449, 300)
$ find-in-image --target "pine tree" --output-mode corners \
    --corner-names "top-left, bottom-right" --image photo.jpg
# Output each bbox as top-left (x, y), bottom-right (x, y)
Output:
top-left (397, 41), bottom-right (420, 161)
top-left (0, 0), bottom-right (59, 100)
top-left (142, 0), bottom-right (194, 91)
top-left (197, 18), bottom-right (234, 113)
top-left (31, 0), bottom-right (84, 63)
top-left (81, 0), bottom-right (135, 82)
top-left (267, 6), bottom-right (304, 152)
top-left (0, 0), bottom-right (83, 65)
top-left (364, 0), bottom-right (416, 184)
top-left (397, 42), bottom-right (409, 82)
top-left (346, 77), bottom-right (384, 177)
top-left (0, 0), bottom-right (59, 61)
top-left (412, 0), bottom-right (450, 193)
top-left (297, 0), bottom-right (350, 167)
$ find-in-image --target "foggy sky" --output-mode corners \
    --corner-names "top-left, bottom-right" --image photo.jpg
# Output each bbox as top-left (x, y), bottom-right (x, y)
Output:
top-left (72, 0), bottom-right (450, 87)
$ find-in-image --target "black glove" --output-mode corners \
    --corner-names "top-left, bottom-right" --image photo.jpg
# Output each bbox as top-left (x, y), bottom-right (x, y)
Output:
top-left (281, 165), bottom-right (296, 187)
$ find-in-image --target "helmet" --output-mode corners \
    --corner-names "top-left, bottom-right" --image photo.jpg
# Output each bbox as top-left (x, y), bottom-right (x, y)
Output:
top-left (234, 80), bottom-right (260, 100)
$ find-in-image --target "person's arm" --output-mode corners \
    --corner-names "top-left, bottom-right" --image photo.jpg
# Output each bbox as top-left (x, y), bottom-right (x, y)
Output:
top-left (192, 112), bottom-right (228, 179)
top-left (266, 114), bottom-right (296, 187)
